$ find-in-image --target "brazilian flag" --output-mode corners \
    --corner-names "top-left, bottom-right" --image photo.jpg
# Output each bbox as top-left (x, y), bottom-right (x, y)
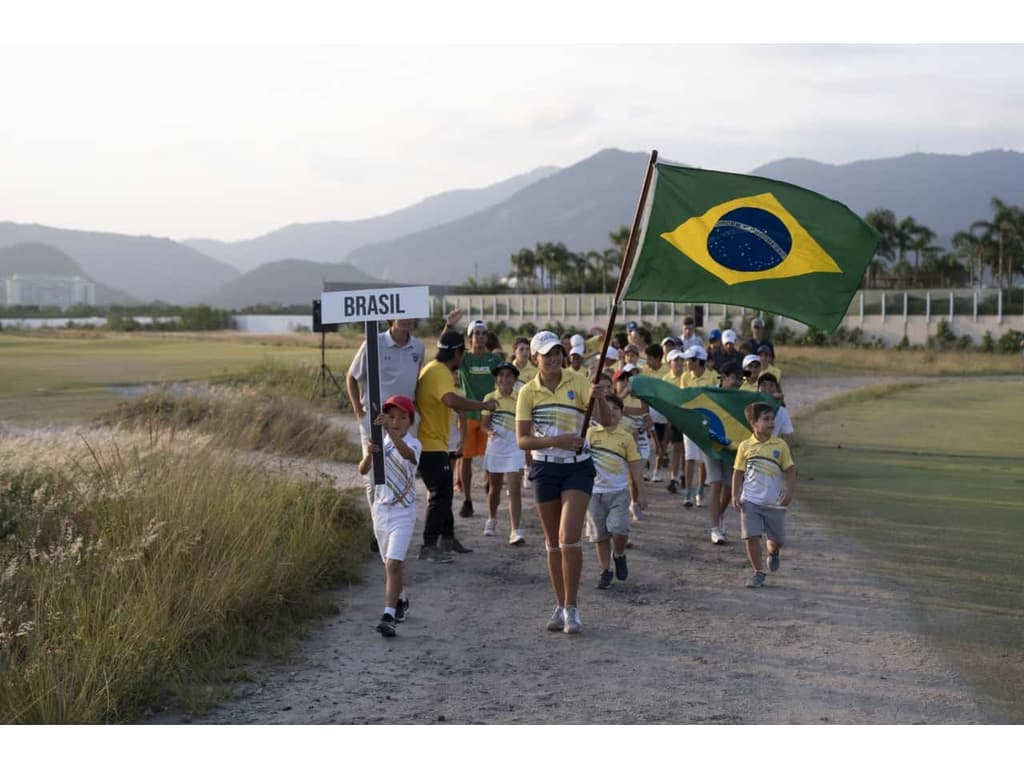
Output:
top-left (628, 375), bottom-right (778, 461)
top-left (621, 162), bottom-right (880, 332)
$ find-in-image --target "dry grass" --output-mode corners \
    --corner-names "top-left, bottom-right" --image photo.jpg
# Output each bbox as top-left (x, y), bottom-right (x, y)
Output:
top-left (778, 346), bottom-right (1024, 377)
top-left (0, 429), bottom-right (367, 723)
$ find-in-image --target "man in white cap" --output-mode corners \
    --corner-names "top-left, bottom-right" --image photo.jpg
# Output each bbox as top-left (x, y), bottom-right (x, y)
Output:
top-left (740, 354), bottom-right (763, 391)
top-left (720, 329), bottom-right (744, 371)
top-left (681, 345), bottom-right (715, 508)
top-left (662, 348), bottom-right (687, 494)
top-left (569, 333), bottom-right (586, 372)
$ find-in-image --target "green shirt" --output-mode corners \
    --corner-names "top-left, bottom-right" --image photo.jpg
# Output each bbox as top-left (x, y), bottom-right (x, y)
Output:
top-left (459, 350), bottom-right (504, 420)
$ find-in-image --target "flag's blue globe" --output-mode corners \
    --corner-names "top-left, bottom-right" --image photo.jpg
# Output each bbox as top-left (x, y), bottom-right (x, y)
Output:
top-left (706, 207), bottom-right (792, 272)
top-left (693, 408), bottom-right (731, 446)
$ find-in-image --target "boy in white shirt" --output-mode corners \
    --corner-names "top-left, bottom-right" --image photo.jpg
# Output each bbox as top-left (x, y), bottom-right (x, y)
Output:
top-left (481, 361), bottom-right (527, 545)
top-left (359, 395), bottom-right (422, 637)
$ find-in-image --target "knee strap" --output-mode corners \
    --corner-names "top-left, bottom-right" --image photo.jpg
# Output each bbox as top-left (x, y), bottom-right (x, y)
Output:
top-left (559, 541), bottom-right (582, 550)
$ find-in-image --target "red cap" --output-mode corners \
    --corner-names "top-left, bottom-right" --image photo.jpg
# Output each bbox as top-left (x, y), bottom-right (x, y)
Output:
top-left (382, 395), bottom-right (416, 418)
top-left (612, 368), bottom-right (636, 383)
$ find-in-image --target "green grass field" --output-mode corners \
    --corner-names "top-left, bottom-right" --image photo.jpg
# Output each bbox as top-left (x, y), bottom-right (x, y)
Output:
top-left (0, 331), bottom-right (358, 424)
top-left (798, 381), bottom-right (1024, 722)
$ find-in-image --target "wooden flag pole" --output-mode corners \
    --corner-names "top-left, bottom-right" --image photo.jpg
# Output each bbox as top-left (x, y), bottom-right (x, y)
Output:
top-left (580, 149), bottom-right (659, 437)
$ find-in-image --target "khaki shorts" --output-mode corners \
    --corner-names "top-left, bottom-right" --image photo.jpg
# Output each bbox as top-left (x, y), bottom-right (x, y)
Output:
top-left (740, 500), bottom-right (787, 544)
top-left (587, 489), bottom-right (632, 541)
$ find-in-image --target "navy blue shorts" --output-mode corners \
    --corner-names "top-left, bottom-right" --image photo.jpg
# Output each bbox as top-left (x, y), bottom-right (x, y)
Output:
top-left (528, 458), bottom-right (596, 504)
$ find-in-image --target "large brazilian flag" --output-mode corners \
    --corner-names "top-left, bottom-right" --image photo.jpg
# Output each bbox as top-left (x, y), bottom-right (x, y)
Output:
top-left (621, 162), bottom-right (880, 332)
top-left (628, 375), bottom-right (778, 461)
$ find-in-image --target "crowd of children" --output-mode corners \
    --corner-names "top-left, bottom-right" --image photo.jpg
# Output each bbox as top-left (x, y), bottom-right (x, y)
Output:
top-left (358, 316), bottom-right (797, 638)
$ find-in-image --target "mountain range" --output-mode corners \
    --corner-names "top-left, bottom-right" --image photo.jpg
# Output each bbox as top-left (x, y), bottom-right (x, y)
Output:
top-left (3, 148), bottom-right (1022, 308)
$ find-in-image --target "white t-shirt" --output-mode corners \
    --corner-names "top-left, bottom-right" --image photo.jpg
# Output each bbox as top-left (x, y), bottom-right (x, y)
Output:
top-left (373, 432), bottom-right (422, 508)
top-left (773, 405), bottom-right (794, 437)
top-left (347, 330), bottom-right (425, 410)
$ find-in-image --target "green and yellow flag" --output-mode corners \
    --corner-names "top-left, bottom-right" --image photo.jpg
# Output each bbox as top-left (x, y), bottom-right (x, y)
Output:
top-left (628, 375), bottom-right (778, 461)
top-left (621, 162), bottom-right (880, 332)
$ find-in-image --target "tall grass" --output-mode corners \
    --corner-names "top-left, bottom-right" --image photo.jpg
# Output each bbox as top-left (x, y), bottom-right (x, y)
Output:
top-left (0, 432), bottom-right (368, 723)
top-left (99, 388), bottom-right (361, 463)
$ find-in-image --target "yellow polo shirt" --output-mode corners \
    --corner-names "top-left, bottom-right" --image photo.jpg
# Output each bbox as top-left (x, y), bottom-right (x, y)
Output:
top-left (587, 422), bottom-right (641, 494)
top-left (515, 368), bottom-right (591, 462)
top-left (682, 368), bottom-right (716, 388)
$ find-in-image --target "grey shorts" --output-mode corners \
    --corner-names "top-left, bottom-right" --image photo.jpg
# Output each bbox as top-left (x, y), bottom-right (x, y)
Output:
top-left (702, 456), bottom-right (731, 484)
top-left (740, 500), bottom-right (786, 544)
top-left (587, 489), bottom-right (632, 541)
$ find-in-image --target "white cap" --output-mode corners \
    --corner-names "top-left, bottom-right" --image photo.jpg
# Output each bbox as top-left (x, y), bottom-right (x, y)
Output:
top-left (683, 346), bottom-right (708, 361)
top-left (742, 354), bottom-right (762, 369)
top-left (666, 349), bottom-right (686, 362)
top-left (467, 319), bottom-right (487, 334)
top-left (530, 330), bottom-right (562, 355)
top-left (622, 363), bottom-right (637, 372)
top-left (570, 334), bottom-right (585, 356)
top-left (605, 347), bottom-right (619, 361)
top-left (722, 329), bottom-right (738, 344)
top-left (661, 336), bottom-right (679, 346)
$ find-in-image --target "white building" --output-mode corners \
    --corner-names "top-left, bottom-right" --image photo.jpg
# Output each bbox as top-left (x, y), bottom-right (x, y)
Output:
top-left (4, 274), bottom-right (96, 309)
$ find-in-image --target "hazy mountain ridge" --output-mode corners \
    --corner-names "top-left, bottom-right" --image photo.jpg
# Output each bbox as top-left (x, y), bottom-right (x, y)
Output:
top-left (0, 223), bottom-right (238, 305)
top-left (199, 258), bottom-right (385, 309)
top-left (184, 165), bottom-right (559, 271)
top-left (0, 241), bottom-right (140, 305)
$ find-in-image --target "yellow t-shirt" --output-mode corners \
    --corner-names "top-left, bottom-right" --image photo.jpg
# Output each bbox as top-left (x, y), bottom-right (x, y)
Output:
top-left (740, 381), bottom-right (759, 392)
top-left (484, 388), bottom-right (519, 458)
top-left (515, 369), bottom-right (591, 462)
top-left (682, 368), bottom-right (716, 388)
top-left (641, 363), bottom-right (664, 377)
top-left (733, 435), bottom-right (795, 507)
top-left (662, 367), bottom-right (685, 388)
top-left (587, 422), bottom-right (641, 493)
top-left (763, 363), bottom-right (783, 384)
top-left (516, 361), bottom-right (539, 384)
top-left (416, 359), bottom-right (457, 452)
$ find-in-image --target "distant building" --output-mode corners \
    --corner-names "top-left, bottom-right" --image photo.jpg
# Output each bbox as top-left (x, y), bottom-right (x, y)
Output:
top-left (3, 274), bottom-right (96, 309)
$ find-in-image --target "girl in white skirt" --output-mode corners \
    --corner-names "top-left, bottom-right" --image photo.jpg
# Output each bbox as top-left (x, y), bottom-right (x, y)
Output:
top-left (481, 361), bottom-right (527, 545)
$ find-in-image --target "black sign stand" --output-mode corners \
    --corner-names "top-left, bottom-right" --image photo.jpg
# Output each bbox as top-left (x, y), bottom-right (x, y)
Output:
top-left (309, 329), bottom-right (343, 400)
top-left (365, 320), bottom-right (386, 486)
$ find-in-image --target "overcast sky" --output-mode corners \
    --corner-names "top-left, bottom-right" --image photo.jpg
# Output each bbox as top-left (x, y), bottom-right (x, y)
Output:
top-left (3, 14), bottom-right (1021, 242)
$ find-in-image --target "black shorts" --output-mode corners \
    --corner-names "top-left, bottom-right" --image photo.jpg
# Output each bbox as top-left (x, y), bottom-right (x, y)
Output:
top-left (528, 458), bottom-right (596, 503)
top-left (652, 423), bottom-right (667, 443)
top-left (670, 426), bottom-right (684, 443)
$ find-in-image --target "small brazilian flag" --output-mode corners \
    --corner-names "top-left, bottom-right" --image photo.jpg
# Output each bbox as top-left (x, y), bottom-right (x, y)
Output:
top-left (621, 162), bottom-right (880, 332)
top-left (628, 375), bottom-right (778, 461)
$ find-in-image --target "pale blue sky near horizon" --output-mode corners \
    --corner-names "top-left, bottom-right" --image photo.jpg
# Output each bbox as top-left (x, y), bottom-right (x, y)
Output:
top-left (3, 38), bottom-right (1021, 243)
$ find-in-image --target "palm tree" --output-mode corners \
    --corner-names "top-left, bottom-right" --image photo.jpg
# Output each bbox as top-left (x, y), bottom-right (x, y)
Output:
top-left (864, 208), bottom-right (897, 288)
top-left (509, 247), bottom-right (538, 291)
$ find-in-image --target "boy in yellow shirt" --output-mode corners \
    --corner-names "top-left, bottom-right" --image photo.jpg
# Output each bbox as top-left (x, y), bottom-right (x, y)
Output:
top-left (732, 402), bottom-right (796, 589)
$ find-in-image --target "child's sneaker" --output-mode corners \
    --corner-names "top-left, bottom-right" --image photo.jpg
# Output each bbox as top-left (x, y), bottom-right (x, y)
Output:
top-left (395, 597), bottom-right (409, 622)
top-left (613, 553), bottom-right (628, 581)
top-left (651, 468), bottom-right (663, 482)
top-left (509, 529), bottom-right (526, 546)
top-left (376, 613), bottom-right (397, 637)
top-left (458, 499), bottom-right (474, 518)
top-left (483, 518), bottom-right (497, 536)
top-left (546, 605), bottom-right (565, 632)
top-left (768, 550), bottom-right (781, 572)
top-left (746, 571), bottom-right (767, 589)
top-left (683, 490), bottom-right (694, 508)
top-left (695, 490), bottom-right (705, 507)
top-left (710, 527), bottom-right (726, 545)
top-left (596, 569), bottom-right (613, 590)
top-left (666, 478), bottom-right (678, 494)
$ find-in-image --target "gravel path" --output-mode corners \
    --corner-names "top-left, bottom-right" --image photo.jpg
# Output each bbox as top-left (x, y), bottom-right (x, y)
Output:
top-left (143, 376), bottom-right (989, 724)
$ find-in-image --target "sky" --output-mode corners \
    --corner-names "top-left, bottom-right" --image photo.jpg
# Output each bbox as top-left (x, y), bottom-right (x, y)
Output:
top-left (2, 3), bottom-right (1022, 243)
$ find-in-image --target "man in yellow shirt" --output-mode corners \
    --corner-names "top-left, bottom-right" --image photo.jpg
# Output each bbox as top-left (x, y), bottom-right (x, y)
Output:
top-left (415, 331), bottom-right (498, 563)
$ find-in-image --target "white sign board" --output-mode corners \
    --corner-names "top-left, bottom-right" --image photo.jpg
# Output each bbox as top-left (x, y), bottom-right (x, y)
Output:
top-left (320, 286), bottom-right (431, 324)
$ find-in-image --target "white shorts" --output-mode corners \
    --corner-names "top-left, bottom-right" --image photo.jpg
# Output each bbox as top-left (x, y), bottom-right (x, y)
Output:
top-left (702, 456), bottom-right (731, 484)
top-left (371, 501), bottom-right (417, 562)
top-left (484, 451), bottom-right (525, 474)
top-left (683, 435), bottom-right (705, 462)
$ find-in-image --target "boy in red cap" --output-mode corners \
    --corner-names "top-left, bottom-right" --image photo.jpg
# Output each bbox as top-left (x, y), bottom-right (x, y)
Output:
top-left (359, 394), bottom-right (422, 637)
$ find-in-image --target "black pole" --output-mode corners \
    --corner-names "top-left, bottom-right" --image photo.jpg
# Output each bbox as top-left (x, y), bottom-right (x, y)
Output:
top-left (365, 320), bottom-right (385, 485)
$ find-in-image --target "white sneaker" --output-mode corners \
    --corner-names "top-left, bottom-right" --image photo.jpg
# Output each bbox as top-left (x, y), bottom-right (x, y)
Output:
top-left (563, 605), bottom-right (583, 634)
top-left (710, 527), bottom-right (726, 545)
top-left (651, 469), bottom-right (662, 482)
top-left (546, 605), bottom-right (565, 632)
top-left (509, 529), bottom-right (526, 546)
top-left (483, 518), bottom-right (497, 536)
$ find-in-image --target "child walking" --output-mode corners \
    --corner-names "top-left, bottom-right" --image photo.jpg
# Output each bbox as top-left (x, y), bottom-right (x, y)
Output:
top-left (481, 361), bottom-right (527, 545)
top-left (586, 394), bottom-right (647, 590)
top-left (731, 402), bottom-right (796, 588)
top-left (358, 395), bottom-right (422, 636)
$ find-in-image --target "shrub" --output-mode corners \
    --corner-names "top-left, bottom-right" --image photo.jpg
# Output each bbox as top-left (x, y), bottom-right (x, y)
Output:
top-left (997, 328), bottom-right (1023, 354)
top-left (981, 331), bottom-right (996, 353)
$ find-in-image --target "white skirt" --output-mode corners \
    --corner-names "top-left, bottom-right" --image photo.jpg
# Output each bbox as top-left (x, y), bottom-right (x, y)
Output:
top-left (484, 451), bottom-right (526, 474)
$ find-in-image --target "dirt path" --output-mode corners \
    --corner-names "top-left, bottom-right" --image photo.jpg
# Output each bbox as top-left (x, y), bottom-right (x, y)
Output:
top-left (145, 377), bottom-right (989, 724)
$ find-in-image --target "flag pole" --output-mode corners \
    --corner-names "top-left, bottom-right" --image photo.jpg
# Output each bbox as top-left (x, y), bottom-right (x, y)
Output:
top-left (580, 148), bottom-right (658, 437)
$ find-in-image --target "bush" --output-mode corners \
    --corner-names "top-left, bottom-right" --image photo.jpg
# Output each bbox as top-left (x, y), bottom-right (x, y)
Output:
top-left (997, 328), bottom-right (1023, 354)
top-left (981, 331), bottom-right (996, 353)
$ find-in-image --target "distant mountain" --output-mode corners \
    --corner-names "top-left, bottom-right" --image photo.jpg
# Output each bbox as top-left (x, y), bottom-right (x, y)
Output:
top-left (346, 149), bottom-right (649, 283)
top-left (0, 241), bottom-right (139, 304)
top-left (184, 165), bottom-right (559, 271)
top-left (750, 150), bottom-right (1024, 237)
top-left (0, 223), bottom-right (239, 305)
top-left (199, 258), bottom-right (385, 309)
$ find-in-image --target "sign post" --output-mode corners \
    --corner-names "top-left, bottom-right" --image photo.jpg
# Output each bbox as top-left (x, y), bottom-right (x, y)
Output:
top-left (320, 286), bottom-right (431, 485)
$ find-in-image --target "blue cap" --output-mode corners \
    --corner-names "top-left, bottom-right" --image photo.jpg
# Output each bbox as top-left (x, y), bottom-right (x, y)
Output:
top-left (709, 329), bottom-right (722, 340)
top-left (626, 321), bottom-right (638, 331)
